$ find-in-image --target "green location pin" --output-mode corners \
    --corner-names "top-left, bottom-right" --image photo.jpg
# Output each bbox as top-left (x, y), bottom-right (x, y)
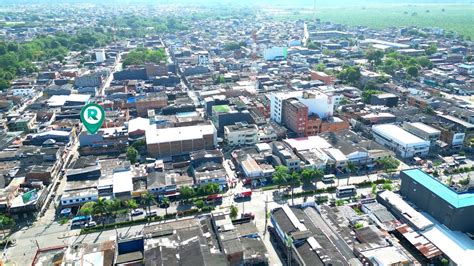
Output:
top-left (80, 103), bottom-right (105, 134)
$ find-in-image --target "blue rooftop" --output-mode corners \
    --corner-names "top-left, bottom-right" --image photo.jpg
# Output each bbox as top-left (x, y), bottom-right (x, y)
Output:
top-left (403, 169), bottom-right (474, 208)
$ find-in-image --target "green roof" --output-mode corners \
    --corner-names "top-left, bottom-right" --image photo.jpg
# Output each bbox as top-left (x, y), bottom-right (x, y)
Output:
top-left (212, 105), bottom-right (231, 113)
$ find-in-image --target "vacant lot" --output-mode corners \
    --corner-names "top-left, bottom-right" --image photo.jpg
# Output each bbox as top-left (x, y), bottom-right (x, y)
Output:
top-left (276, 4), bottom-right (474, 39)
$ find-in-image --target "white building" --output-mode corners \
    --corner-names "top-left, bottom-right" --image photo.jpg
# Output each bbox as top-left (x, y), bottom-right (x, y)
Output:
top-left (402, 122), bottom-right (441, 146)
top-left (196, 51), bottom-right (209, 66)
top-left (372, 124), bottom-right (430, 158)
top-left (270, 90), bottom-right (334, 123)
top-left (112, 168), bottom-right (133, 200)
top-left (224, 122), bottom-right (258, 146)
top-left (61, 188), bottom-right (98, 207)
top-left (95, 49), bottom-right (106, 63)
top-left (11, 86), bottom-right (36, 97)
top-left (263, 46), bottom-right (287, 61)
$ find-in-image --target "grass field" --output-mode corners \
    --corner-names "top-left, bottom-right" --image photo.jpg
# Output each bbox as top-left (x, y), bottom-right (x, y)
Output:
top-left (275, 4), bottom-right (474, 39)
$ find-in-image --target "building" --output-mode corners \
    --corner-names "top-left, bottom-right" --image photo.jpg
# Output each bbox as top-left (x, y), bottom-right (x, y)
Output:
top-left (310, 71), bottom-right (336, 85)
top-left (135, 93), bottom-right (168, 117)
top-left (95, 49), bottom-right (106, 63)
top-left (281, 98), bottom-right (308, 137)
top-left (370, 93), bottom-right (399, 107)
top-left (146, 124), bottom-right (217, 158)
top-left (211, 104), bottom-right (254, 135)
top-left (400, 169), bottom-right (474, 233)
top-left (263, 46), bottom-right (287, 61)
top-left (372, 124), bottom-right (430, 158)
top-left (224, 122), bottom-right (258, 146)
top-left (270, 90), bottom-right (334, 124)
top-left (402, 122), bottom-right (441, 146)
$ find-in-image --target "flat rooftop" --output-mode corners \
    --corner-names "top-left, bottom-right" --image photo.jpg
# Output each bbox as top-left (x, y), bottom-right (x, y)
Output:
top-left (372, 124), bottom-right (429, 146)
top-left (403, 169), bottom-right (474, 208)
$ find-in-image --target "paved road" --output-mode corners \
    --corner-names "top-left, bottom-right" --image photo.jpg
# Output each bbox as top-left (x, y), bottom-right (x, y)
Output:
top-left (4, 169), bottom-right (398, 265)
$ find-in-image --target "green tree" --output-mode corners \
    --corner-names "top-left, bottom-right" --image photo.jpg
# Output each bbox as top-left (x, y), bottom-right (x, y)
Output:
top-left (201, 182), bottom-right (220, 195)
top-left (337, 66), bottom-right (361, 84)
top-left (406, 65), bottom-right (419, 78)
top-left (346, 162), bottom-right (357, 185)
top-left (126, 146), bottom-right (139, 164)
top-left (141, 192), bottom-right (156, 214)
top-left (301, 169), bottom-right (314, 184)
top-left (314, 62), bottom-right (325, 71)
top-left (289, 172), bottom-right (302, 205)
top-left (79, 201), bottom-right (96, 216)
top-left (366, 49), bottom-right (384, 67)
top-left (425, 44), bottom-right (438, 55)
top-left (354, 222), bottom-right (364, 229)
top-left (272, 165), bottom-right (289, 189)
top-left (417, 56), bottom-right (433, 69)
top-left (382, 183), bottom-right (393, 191)
top-left (126, 199), bottom-right (138, 220)
top-left (216, 75), bottom-right (225, 84)
top-left (194, 199), bottom-right (205, 209)
top-left (161, 197), bottom-right (170, 215)
top-left (362, 90), bottom-right (382, 103)
top-left (0, 215), bottom-right (15, 237)
top-left (230, 205), bottom-right (238, 220)
top-left (371, 184), bottom-right (377, 195)
top-left (122, 48), bottom-right (167, 67)
top-left (377, 156), bottom-right (400, 178)
top-left (179, 186), bottom-right (195, 201)
top-left (131, 139), bottom-right (146, 150)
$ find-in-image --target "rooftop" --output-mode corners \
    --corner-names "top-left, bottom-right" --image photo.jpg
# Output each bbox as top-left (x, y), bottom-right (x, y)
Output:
top-left (403, 169), bottom-right (474, 208)
top-left (372, 124), bottom-right (429, 146)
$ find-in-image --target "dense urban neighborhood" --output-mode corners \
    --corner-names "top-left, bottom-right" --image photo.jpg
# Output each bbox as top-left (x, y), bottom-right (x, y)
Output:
top-left (0, 1), bottom-right (473, 265)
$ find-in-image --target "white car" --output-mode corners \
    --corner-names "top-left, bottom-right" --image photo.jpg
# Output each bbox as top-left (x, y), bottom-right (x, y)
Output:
top-left (131, 209), bottom-right (144, 216)
top-left (85, 221), bottom-right (97, 228)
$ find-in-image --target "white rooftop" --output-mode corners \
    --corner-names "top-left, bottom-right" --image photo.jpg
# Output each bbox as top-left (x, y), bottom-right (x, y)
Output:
top-left (408, 122), bottom-right (441, 135)
top-left (379, 190), bottom-right (433, 230)
top-left (128, 117), bottom-right (151, 133)
top-left (284, 136), bottom-right (332, 152)
top-left (146, 124), bottom-right (215, 144)
top-left (112, 169), bottom-right (133, 194)
top-left (47, 94), bottom-right (90, 107)
top-left (421, 213), bottom-right (474, 265)
top-left (372, 124), bottom-right (430, 146)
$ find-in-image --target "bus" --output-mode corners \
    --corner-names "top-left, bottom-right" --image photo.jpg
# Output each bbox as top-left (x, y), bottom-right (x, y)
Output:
top-left (234, 189), bottom-right (252, 200)
top-left (336, 185), bottom-right (357, 198)
top-left (322, 174), bottom-right (335, 183)
top-left (206, 194), bottom-right (223, 205)
top-left (71, 215), bottom-right (92, 227)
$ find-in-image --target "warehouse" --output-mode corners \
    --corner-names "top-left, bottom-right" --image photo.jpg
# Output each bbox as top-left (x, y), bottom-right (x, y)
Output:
top-left (372, 124), bottom-right (430, 158)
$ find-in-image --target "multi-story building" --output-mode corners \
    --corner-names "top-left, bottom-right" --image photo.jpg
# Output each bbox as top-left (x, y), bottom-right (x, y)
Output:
top-left (146, 124), bottom-right (217, 158)
top-left (310, 70), bottom-right (336, 85)
top-left (402, 122), bottom-right (441, 147)
top-left (400, 169), bottom-right (474, 233)
top-left (270, 90), bottom-right (334, 124)
top-left (224, 122), bottom-right (258, 146)
top-left (135, 93), bottom-right (168, 117)
top-left (282, 98), bottom-right (308, 137)
top-left (372, 124), bottom-right (430, 158)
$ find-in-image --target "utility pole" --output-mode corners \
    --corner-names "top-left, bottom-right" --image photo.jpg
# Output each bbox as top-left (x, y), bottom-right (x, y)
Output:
top-left (264, 195), bottom-right (268, 237)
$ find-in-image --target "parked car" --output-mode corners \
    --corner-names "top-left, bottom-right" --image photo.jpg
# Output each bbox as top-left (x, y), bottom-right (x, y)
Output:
top-left (145, 211), bottom-right (157, 218)
top-left (84, 221), bottom-right (97, 228)
top-left (131, 209), bottom-right (144, 216)
top-left (241, 212), bottom-right (255, 220)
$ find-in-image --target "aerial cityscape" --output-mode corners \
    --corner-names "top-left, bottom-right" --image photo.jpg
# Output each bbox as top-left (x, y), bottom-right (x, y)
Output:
top-left (0, 0), bottom-right (473, 265)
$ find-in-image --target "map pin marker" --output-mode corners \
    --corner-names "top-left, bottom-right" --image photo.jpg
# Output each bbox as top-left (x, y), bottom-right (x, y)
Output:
top-left (80, 103), bottom-right (105, 134)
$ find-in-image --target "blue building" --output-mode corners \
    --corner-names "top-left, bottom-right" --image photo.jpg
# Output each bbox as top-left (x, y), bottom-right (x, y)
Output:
top-left (399, 169), bottom-right (474, 233)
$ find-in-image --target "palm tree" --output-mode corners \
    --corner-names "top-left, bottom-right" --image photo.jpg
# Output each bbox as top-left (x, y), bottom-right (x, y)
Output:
top-left (273, 165), bottom-right (289, 190)
top-left (106, 199), bottom-right (121, 219)
top-left (126, 199), bottom-right (138, 221)
top-left (346, 162), bottom-right (357, 185)
top-left (285, 234), bottom-right (294, 266)
top-left (141, 192), bottom-right (156, 214)
top-left (161, 197), bottom-right (170, 216)
top-left (93, 198), bottom-right (108, 226)
top-left (289, 172), bottom-right (301, 206)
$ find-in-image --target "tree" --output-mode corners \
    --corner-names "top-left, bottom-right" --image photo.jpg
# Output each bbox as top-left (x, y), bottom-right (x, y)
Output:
top-left (337, 66), bottom-right (361, 84)
top-left (126, 146), bottom-right (139, 164)
top-left (79, 201), bottom-right (96, 216)
top-left (122, 48), bottom-right (167, 67)
top-left (371, 184), bottom-right (377, 195)
top-left (417, 56), bottom-right (433, 69)
top-left (377, 156), bottom-right (400, 178)
top-left (354, 222), bottom-right (364, 229)
top-left (179, 186), bottom-right (195, 201)
top-left (425, 44), bottom-right (438, 55)
top-left (301, 169), bottom-right (314, 184)
top-left (289, 172), bottom-right (302, 205)
top-left (105, 199), bottom-right (121, 218)
top-left (141, 192), bottom-right (156, 214)
top-left (131, 139), bottom-right (146, 150)
top-left (272, 165), bottom-right (289, 189)
top-left (94, 198), bottom-right (108, 226)
top-left (216, 75), bottom-right (225, 84)
top-left (0, 215), bottom-right (15, 237)
top-left (362, 90), bottom-right (382, 103)
top-left (366, 49), bottom-right (384, 67)
top-left (284, 234), bottom-right (294, 266)
top-left (407, 65), bottom-right (419, 77)
top-left (161, 197), bottom-right (170, 215)
top-left (194, 199), bottom-right (205, 209)
top-left (230, 205), bottom-right (238, 220)
top-left (126, 199), bottom-right (138, 220)
top-left (382, 183), bottom-right (393, 191)
top-left (314, 62), bottom-right (325, 71)
top-left (346, 162), bottom-right (357, 185)
top-left (201, 182), bottom-right (220, 195)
